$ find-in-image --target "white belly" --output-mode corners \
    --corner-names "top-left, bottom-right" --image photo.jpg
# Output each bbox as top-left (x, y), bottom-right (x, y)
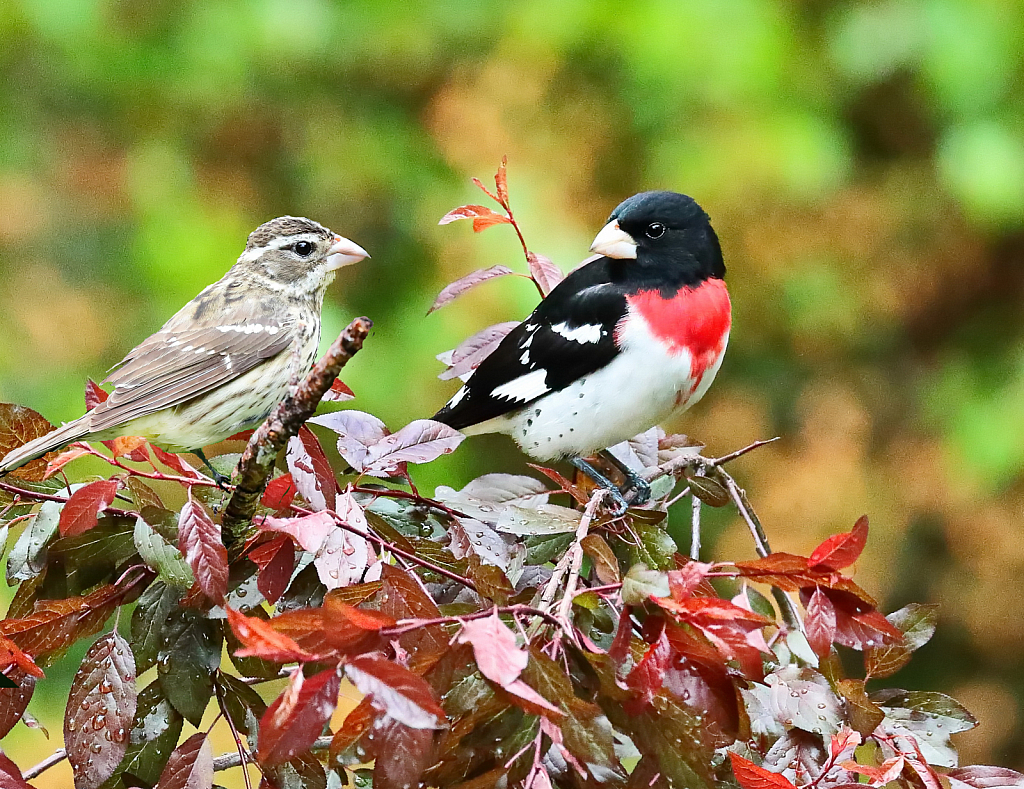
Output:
top-left (475, 320), bottom-right (728, 461)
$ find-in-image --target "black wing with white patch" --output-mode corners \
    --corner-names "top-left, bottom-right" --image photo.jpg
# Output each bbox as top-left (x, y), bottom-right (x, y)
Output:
top-left (433, 258), bottom-right (627, 430)
top-left (89, 304), bottom-right (293, 432)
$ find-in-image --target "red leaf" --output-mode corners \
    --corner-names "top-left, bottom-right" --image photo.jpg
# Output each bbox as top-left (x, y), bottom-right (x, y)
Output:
top-left (0, 667), bottom-right (36, 739)
top-left (805, 586), bottom-right (837, 658)
top-left (249, 535), bottom-right (295, 605)
top-left (427, 265), bottom-right (516, 314)
top-left (438, 204), bottom-right (511, 232)
top-left (103, 434), bottom-right (148, 461)
top-left (0, 403), bottom-right (56, 481)
top-left (0, 634), bottom-right (43, 678)
top-left (801, 587), bottom-right (903, 650)
top-left (609, 605), bottom-right (634, 667)
top-left (44, 444), bottom-right (91, 478)
top-left (308, 410), bottom-right (389, 472)
top-left (363, 420), bottom-right (464, 476)
top-left (437, 321), bottom-right (519, 381)
top-left (59, 479), bottom-right (120, 537)
top-left (495, 155), bottom-right (509, 205)
top-left (503, 678), bottom-right (564, 717)
top-left (262, 473), bottom-right (297, 510)
top-left (178, 496), bottom-right (228, 605)
top-left (260, 511), bottom-right (334, 552)
top-left (624, 628), bottom-right (671, 711)
top-left (377, 565), bottom-right (446, 659)
top-left (150, 445), bottom-right (200, 478)
top-left (471, 176), bottom-right (500, 203)
top-left (455, 610), bottom-right (528, 687)
top-left (345, 655), bottom-right (446, 729)
top-left (258, 667), bottom-right (341, 767)
top-left (947, 766), bottom-right (1024, 789)
top-left (809, 515), bottom-right (869, 570)
top-left (668, 562), bottom-right (713, 601)
top-left (366, 717), bottom-right (436, 789)
top-left (64, 633), bottom-right (137, 789)
top-left (286, 426), bottom-right (336, 511)
top-left (729, 752), bottom-right (799, 789)
top-left (1, 582), bottom-right (133, 662)
top-left (85, 379), bottom-right (109, 410)
top-left (322, 379), bottom-right (355, 402)
top-left (527, 252), bottom-right (564, 296)
top-left (0, 753), bottom-right (33, 789)
top-left (154, 732), bottom-right (213, 789)
top-left (226, 607), bottom-right (315, 663)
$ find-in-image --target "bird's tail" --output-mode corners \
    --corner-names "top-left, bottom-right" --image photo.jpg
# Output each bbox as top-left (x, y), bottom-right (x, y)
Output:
top-left (0, 417), bottom-right (91, 476)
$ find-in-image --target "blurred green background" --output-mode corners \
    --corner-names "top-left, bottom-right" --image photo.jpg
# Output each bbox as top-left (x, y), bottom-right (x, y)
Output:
top-left (3, 0), bottom-right (1024, 780)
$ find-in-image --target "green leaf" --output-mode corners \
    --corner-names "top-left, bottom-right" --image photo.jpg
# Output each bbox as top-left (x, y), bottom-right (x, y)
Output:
top-left (216, 672), bottom-right (267, 751)
top-left (873, 689), bottom-right (977, 767)
top-left (7, 499), bottom-right (61, 582)
top-left (524, 533), bottom-right (573, 565)
top-left (130, 581), bottom-right (181, 674)
top-left (614, 693), bottom-right (713, 789)
top-left (157, 609), bottom-right (222, 726)
top-left (686, 475), bottom-right (730, 507)
top-left (625, 519), bottom-right (677, 571)
top-left (495, 504), bottom-right (581, 536)
top-left (134, 509), bottom-right (194, 589)
top-left (48, 517), bottom-right (137, 595)
top-left (104, 680), bottom-right (184, 788)
top-left (621, 564), bottom-right (670, 605)
top-left (521, 649), bottom-right (623, 781)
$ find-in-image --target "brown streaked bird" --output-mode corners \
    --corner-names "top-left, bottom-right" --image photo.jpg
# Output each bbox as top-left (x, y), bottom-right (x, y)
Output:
top-left (0, 216), bottom-right (369, 479)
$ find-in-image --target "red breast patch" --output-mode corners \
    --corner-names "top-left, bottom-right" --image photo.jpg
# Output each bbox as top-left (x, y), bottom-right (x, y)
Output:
top-left (624, 278), bottom-right (732, 384)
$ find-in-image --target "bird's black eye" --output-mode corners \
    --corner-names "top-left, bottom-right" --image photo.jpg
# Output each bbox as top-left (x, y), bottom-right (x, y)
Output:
top-left (645, 222), bottom-right (666, 239)
top-left (293, 240), bottom-right (314, 256)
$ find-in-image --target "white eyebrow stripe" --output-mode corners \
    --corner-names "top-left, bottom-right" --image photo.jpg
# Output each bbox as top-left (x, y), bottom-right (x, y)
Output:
top-left (238, 232), bottom-right (324, 262)
top-left (551, 322), bottom-right (602, 344)
top-left (492, 369), bottom-right (549, 403)
top-left (215, 324), bottom-right (272, 334)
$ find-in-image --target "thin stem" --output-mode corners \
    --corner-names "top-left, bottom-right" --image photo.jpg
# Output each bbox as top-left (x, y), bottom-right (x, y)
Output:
top-left (349, 484), bottom-right (467, 520)
top-left (718, 469), bottom-right (802, 631)
top-left (215, 679), bottom-right (254, 789)
top-left (23, 749), bottom-right (67, 780)
top-left (290, 504), bottom-right (478, 593)
top-left (556, 490), bottom-right (606, 625)
top-left (690, 494), bottom-right (702, 560)
top-left (380, 604), bottom-right (565, 637)
top-left (212, 735), bottom-right (333, 772)
top-left (0, 480), bottom-right (138, 518)
top-left (711, 437), bottom-right (781, 465)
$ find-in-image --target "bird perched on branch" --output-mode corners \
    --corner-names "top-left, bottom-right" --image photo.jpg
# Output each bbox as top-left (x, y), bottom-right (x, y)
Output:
top-left (0, 216), bottom-right (369, 480)
top-left (433, 191), bottom-right (730, 512)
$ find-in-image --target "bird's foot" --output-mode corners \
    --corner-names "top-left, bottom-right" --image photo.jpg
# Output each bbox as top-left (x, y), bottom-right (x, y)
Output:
top-left (571, 456), bottom-right (633, 516)
top-left (194, 449), bottom-right (232, 491)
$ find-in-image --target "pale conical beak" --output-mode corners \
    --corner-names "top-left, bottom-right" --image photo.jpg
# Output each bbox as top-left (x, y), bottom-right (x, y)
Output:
top-left (589, 220), bottom-right (637, 260)
top-left (326, 235), bottom-right (370, 270)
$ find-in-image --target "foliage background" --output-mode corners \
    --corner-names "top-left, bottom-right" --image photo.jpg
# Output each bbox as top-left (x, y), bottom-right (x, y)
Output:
top-left (1, 0), bottom-right (1023, 782)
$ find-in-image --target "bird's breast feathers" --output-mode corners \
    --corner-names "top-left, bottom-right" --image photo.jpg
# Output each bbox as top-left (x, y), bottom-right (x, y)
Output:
top-left (618, 277), bottom-right (731, 388)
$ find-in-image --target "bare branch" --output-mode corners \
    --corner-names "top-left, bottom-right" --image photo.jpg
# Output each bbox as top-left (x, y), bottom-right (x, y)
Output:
top-left (222, 317), bottom-right (372, 550)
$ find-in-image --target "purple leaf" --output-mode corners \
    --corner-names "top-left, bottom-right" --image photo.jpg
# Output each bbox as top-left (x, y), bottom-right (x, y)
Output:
top-left (363, 420), bottom-right (464, 476)
top-left (527, 252), bottom-right (563, 296)
top-left (428, 265), bottom-right (515, 314)
top-left (154, 732), bottom-right (213, 789)
top-left (345, 655), bottom-right (446, 729)
top-left (261, 512), bottom-right (335, 553)
top-left (286, 426), bottom-right (336, 512)
top-left (947, 766), bottom-right (1024, 789)
top-left (0, 753), bottom-right (33, 789)
top-left (366, 717), bottom-right (436, 789)
top-left (308, 410), bottom-right (389, 473)
top-left (261, 509), bottom-right (370, 592)
top-left (448, 518), bottom-right (512, 569)
top-left (65, 633), bottom-right (137, 789)
top-left (456, 610), bottom-right (528, 687)
top-left (437, 322), bottom-right (518, 381)
top-left (0, 667), bottom-right (36, 739)
top-left (177, 496), bottom-right (228, 605)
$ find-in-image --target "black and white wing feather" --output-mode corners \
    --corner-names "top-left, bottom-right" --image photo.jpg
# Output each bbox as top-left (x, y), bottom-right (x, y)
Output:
top-left (433, 258), bottom-right (627, 431)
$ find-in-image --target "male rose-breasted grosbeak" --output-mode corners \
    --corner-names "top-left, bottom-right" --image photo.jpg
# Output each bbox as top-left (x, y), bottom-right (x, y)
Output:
top-left (0, 216), bottom-right (368, 477)
top-left (433, 191), bottom-right (730, 511)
